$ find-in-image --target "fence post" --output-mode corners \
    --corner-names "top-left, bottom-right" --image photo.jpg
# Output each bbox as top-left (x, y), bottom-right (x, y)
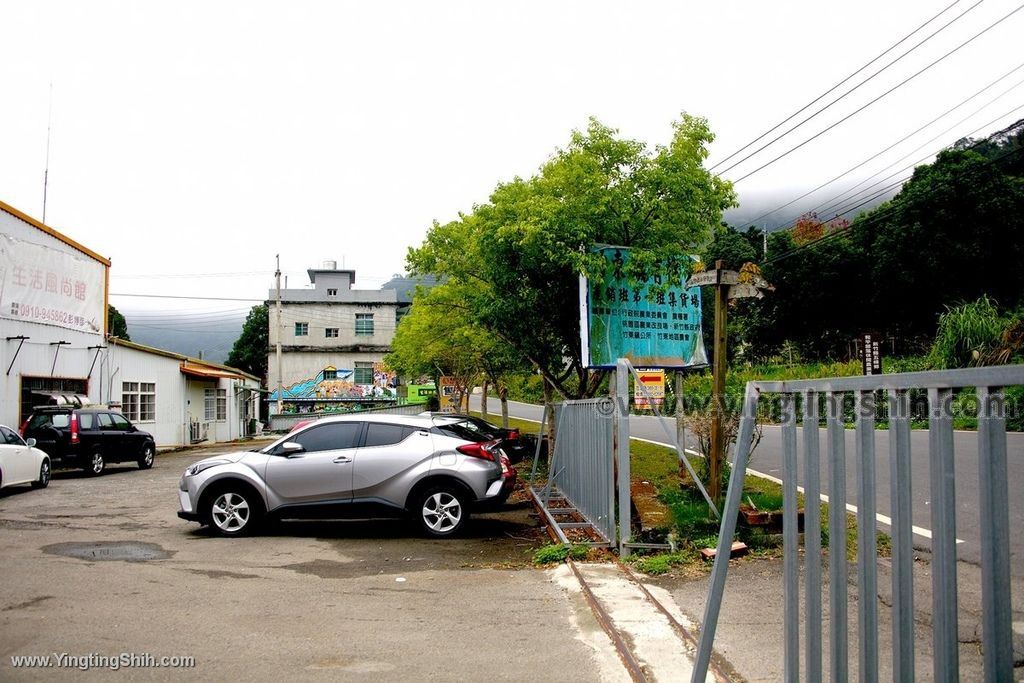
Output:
top-left (616, 359), bottom-right (631, 558)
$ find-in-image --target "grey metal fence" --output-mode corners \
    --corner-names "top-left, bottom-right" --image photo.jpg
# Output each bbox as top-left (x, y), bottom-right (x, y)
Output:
top-left (692, 366), bottom-right (1021, 683)
top-left (538, 398), bottom-right (616, 544)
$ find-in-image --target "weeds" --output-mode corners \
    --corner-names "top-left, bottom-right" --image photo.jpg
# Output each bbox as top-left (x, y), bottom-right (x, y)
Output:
top-left (532, 543), bottom-right (590, 566)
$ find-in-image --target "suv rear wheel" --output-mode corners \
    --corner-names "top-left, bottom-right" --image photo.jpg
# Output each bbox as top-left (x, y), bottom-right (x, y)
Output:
top-left (204, 484), bottom-right (264, 537)
top-left (416, 484), bottom-right (468, 538)
top-left (86, 450), bottom-right (105, 476)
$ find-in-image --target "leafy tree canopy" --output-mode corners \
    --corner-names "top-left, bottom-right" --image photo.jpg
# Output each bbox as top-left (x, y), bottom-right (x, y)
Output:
top-left (107, 304), bottom-right (129, 340)
top-left (226, 304), bottom-right (269, 381)
top-left (724, 122), bottom-right (1024, 360)
top-left (385, 282), bottom-right (526, 389)
top-left (408, 114), bottom-right (735, 398)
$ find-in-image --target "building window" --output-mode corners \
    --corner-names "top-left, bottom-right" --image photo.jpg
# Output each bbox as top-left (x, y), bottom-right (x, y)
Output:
top-left (294, 322), bottom-right (309, 336)
top-left (325, 327), bottom-right (339, 338)
top-left (327, 288), bottom-right (338, 296)
top-left (355, 313), bottom-right (374, 336)
top-left (323, 369), bottom-right (337, 380)
top-left (354, 362), bottom-right (374, 384)
top-left (204, 388), bottom-right (227, 421)
top-left (121, 382), bottom-right (156, 422)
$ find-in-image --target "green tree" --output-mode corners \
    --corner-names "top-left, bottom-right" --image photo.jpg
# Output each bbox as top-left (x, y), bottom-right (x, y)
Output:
top-left (386, 283), bottom-right (527, 423)
top-left (226, 304), bottom-right (269, 380)
top-left (408, 114), bottom-right (734, 398)
top-left (107, 304), bottom-right (130, 340)
top-left (859, 148), bottom-right (1024, 343)
top-left (731, 138), bottom-right (1024, 360)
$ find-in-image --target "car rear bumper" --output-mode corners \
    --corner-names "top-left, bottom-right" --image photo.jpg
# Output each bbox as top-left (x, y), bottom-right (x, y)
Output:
top-left (484, 478), bottom-right (505, 498)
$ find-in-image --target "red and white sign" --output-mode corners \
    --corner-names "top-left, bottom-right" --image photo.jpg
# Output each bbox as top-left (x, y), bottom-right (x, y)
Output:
top-left (0, 233), bottom-right (105, 335)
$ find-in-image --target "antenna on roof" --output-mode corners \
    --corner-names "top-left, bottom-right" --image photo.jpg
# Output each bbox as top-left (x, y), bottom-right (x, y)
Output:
top-left (42, 82), bottom-right (53, 224)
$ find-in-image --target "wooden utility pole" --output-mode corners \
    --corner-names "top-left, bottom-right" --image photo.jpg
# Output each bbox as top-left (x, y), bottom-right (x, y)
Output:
top-left (686, 260), bottom-right (773, 508)
top-left (709, 260), bottom-right (729, 504)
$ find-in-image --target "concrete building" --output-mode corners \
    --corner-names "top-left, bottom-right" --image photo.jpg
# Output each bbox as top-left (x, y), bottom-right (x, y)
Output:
top-left (266, 262), bottom-right (406, 415)
top-left (0, 199), bottom-right (259, 447)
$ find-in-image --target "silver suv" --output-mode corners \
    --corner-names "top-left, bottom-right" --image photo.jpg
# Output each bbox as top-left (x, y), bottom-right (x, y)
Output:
top-left (177, 414), bottom-right (505, 538)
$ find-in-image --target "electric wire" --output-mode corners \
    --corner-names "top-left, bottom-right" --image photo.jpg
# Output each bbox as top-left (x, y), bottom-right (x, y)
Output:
top-left (742, 60), bottom-right (1024, 228)
top-left (767, 110), bottom-right (1024, 243)
top-left (712, 0), bottom-right (981, 175)
top-left (766, 116), bottom-right (1024, 256)
top-left (808, 101), bottom-right (1024, 221)
top-left (729, 2), bottom-right (1024, 184)
top-left (760, 140), bottom-right (1024, 267)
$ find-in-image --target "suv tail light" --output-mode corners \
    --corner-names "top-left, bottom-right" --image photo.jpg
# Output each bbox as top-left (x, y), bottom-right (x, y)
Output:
top-left (70, 412), bottom-right (80, 444)
top-left (455, 439), bottom-right (500, 462)
top-left (19, 419), bottom-right (29, 436)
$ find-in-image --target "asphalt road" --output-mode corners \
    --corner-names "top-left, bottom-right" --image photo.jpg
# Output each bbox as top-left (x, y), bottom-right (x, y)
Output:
top-left (473, 397), bottom-right (1024, 577)
top-left (0, 447), bottom-right (630, 681)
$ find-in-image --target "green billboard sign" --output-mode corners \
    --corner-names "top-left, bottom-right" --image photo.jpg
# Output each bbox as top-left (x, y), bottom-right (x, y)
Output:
top-left (580, 246), bottom-right (707, 369)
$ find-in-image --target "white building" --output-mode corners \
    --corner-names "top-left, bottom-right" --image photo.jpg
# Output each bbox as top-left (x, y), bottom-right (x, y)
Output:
top-left (266, 262), bottom-right (400, 415)
top-left (1, 199), bottom-right (259, 447)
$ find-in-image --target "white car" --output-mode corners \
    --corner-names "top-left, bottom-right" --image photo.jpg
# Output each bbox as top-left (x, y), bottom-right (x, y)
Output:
top-left (0, 424), bottom-right (51, 490)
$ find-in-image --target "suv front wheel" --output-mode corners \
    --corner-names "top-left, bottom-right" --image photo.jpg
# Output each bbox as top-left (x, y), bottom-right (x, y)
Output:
top-left (204, 484), bottom-right (264, 537)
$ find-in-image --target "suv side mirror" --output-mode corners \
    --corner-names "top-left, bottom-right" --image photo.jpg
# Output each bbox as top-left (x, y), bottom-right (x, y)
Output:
top-left (280, 442), bottom-right (305, 456)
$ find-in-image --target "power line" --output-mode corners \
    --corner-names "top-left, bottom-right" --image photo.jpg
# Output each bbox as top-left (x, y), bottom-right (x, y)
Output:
top-left (711, 0), bottom-right (977, 174)
top-left (742, 61), bottom-right (1024, 228)
top-left (761, 138), bottom-right (1024, 266)
top-left (808, 101), bottom-right (1024, 221)
top-left (758, 108), bottom-right (1024, 244)
top-left (111, 293), bottom-right (264, 302)
top-left (729, 2), bottom-right (1024, 184)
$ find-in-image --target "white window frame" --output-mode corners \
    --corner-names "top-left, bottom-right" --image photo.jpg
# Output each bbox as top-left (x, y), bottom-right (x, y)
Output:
top-left (122, 381), bottom-right (156, 422)
top-left (295, 322), bottom-right (309, 337)
top-left (204, 388), bottom-right (227, 422)
top-left (325, 327), bottom-right (339, 338)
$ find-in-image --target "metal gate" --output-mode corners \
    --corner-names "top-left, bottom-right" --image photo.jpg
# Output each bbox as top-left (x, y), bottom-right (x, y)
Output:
top-left (692, 366), bottom-right (1021, 682)
top-left (531, 398), bottom-right (616, 545)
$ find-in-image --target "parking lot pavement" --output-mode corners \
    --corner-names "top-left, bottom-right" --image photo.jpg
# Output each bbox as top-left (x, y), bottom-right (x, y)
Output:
top-left (0, 448), bottom-right (629, 681)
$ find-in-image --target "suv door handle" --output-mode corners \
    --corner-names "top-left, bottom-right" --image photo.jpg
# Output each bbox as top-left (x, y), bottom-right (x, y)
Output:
top-left (333, 456), bottom-right (352, 464)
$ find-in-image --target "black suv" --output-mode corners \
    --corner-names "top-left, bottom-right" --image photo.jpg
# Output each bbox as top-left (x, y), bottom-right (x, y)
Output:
top-left (21, 407), bottom-right (156, 476)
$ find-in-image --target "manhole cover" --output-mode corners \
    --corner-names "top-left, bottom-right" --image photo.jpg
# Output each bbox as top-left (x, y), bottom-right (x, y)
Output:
top-left (42, 541), bottom-right (172, 562)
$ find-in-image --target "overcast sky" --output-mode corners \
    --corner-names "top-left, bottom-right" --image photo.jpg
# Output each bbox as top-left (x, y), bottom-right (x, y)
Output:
top-left (3, 1), bottom-right (1023, 323)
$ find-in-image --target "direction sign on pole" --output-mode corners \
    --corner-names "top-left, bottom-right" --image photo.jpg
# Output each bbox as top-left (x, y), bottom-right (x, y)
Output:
top-left (634, 368), bottom-right (665, 409)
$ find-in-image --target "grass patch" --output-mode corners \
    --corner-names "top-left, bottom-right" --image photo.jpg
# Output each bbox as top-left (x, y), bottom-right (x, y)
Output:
top-left (478, 409), bottom-right (893, 573)
top-left (627, 552), bottom-right (695, 575)
top-left (532, 543), bottom-right (591, 566)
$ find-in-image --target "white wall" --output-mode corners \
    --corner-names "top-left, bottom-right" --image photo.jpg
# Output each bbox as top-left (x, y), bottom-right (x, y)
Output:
top-left (0, 205), bottom-right (108, 427)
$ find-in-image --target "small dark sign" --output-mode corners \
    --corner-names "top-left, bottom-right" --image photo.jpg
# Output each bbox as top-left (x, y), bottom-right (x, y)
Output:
top-left (861, 332), bottom-right (882, 375)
